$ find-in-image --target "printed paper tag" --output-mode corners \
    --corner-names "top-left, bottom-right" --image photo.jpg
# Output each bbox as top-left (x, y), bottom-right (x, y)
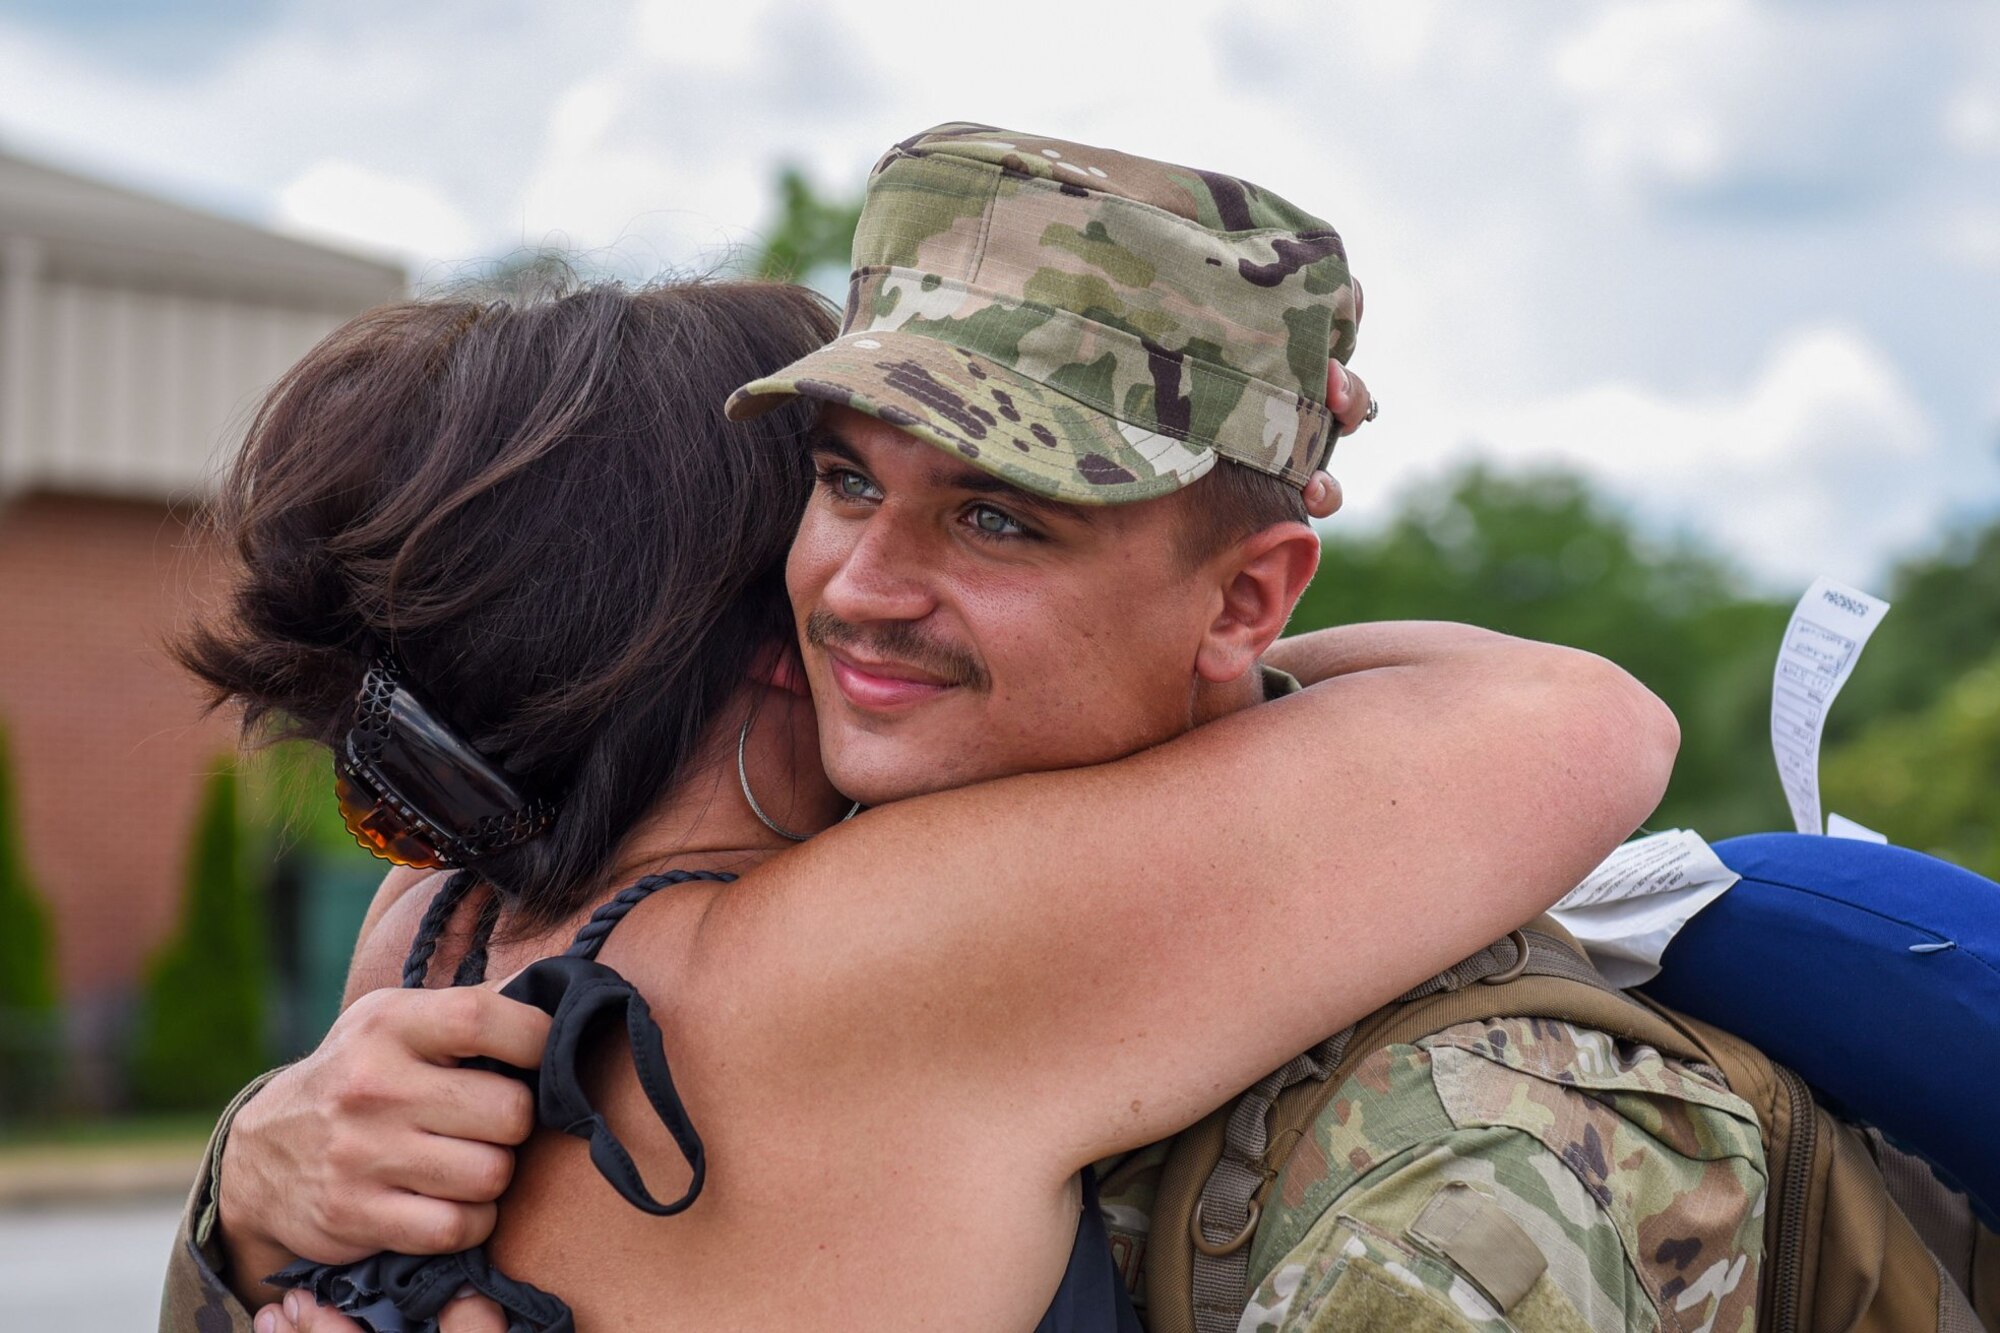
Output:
top-left (1771, 577), bottom-right (1890, 837)
top-left (1826, 812), bottom-right (1888, 843)
top-left (1550, 829), bottom-right (1740, 987)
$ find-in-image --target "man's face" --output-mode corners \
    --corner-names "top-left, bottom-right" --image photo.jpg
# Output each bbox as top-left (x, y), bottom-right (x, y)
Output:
top-left (786, 406), bottom-right (1225, 805)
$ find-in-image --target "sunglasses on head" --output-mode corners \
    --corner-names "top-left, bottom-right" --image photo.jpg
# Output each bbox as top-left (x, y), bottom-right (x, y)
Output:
top-left (336, 660), bottom-right (554, 869)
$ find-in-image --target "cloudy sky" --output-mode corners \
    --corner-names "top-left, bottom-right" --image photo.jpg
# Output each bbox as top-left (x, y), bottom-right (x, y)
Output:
top-left (4, 0), bottom-right (1996, 593)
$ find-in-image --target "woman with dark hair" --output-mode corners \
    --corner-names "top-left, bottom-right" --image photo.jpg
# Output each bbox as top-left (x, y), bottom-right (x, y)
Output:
top-left (161, 273), bottom-right (1677, 1333)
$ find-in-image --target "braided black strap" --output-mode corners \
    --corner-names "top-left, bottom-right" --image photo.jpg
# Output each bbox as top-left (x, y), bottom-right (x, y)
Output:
top-left (565, 869), bottom-right (737, 962)
top-left (452, 892), bottom-right (503, 988)
top-left (401, 870), bottom-right (479, 989)
top-left (401, 868), bottom-right (735, 991)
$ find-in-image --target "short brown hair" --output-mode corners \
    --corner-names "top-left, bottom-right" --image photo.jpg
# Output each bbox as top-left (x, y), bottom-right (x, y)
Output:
top-left (1173, 459), bottom-right (1311, 565)
top-left (180, 276), bottom-right (837, 934)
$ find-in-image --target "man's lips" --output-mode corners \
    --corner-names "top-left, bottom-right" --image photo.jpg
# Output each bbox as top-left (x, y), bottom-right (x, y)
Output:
top-left (825, 650), bottom-right (955, 711)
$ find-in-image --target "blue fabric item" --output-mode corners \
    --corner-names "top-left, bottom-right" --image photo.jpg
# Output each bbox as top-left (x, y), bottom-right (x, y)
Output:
top-left (1034, 1166), bottom-right (1144, 1333)
top-left (1643, 833), bottom-right (2000, 1223)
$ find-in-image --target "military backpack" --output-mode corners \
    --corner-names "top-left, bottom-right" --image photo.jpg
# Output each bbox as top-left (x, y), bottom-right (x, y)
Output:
top-left (1146, 917), bottom-right (1999, 1333)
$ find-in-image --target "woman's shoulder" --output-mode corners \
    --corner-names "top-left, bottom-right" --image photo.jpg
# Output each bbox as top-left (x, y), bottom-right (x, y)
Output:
top-left (339, 867), bottom-right (454, 1006)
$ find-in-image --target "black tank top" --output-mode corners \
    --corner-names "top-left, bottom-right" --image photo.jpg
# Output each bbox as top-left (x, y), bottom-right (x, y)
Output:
top-left (270, 870), bottom-right (1140, 1332)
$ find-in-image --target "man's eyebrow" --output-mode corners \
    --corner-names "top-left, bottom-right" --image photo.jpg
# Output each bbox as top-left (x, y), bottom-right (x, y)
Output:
top-left (932, 463), bottom-right (1099, 527)
top-left (805, 431), bottom-right (861, 465)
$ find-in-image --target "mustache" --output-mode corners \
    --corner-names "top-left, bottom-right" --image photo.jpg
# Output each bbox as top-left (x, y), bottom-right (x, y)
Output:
top-left (804, 610), bottom-right (991, 692)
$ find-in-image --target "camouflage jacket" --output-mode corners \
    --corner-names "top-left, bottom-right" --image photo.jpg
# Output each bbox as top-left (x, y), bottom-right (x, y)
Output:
top-left (1104, 1017), bottom-right (1768, 1333)
top-left (158, 1070), bottom-right (277, 1332)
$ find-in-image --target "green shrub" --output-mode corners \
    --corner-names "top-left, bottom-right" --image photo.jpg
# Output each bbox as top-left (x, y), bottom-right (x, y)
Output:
top-left (0, 724), bottom-right (60, 1117)
top-left (1824, 652), bottom-right (2000, 879)
top-left (749, 167), bottom-right (864, 285)
top-left (128, 762), bottom-right (268, 1112)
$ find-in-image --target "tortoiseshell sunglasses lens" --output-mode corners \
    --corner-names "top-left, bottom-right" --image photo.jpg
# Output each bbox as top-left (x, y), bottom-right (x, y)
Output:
top-left (335, 767), bottom-right (447, 869)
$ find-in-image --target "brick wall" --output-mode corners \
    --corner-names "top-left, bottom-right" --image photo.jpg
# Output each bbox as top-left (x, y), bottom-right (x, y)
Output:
top-left (0, 491), bottom-right (237, 1087)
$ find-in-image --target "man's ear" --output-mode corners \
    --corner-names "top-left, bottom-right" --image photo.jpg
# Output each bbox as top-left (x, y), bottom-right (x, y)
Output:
top-left (1194, 522), bottom-right (1321, 684)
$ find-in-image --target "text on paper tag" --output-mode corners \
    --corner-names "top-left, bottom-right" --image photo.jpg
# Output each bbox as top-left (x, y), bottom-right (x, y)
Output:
top-left (1771, 576), bottom-right (1890, 837)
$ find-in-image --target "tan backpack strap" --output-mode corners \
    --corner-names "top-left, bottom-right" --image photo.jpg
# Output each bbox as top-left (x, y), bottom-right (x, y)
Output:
top-left (1380, 919), bottom-right (1701, 1057)
top-left (1868, 1127), bottom-right (1987, 1301)
top-left (1178, 1030), bottom-right (1356, 1333)
top-left (1171, 928), bottom-right (1590, 1333)
top-left (1858, 1186), bottom-right (1962, 1333)
top-left (1148, 1104), bottom-right (1225, 1333)
top-left (1973, 1219), bottom-right (2000, 1329)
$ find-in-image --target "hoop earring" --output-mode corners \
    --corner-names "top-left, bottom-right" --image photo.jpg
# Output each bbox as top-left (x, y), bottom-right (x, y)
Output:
top-left (737, 716), bottom-right (860, 842)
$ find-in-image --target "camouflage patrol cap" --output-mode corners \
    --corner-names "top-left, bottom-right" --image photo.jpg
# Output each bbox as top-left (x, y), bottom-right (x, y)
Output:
top-left (727, 122), bottom-right (1363, 505)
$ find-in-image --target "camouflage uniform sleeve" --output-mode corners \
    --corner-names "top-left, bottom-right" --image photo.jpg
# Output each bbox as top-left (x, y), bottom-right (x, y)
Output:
top-left (158, 1068), bottom-right (286, 1333)
top-left (1239, 1020), bottom-right (1768, 1333)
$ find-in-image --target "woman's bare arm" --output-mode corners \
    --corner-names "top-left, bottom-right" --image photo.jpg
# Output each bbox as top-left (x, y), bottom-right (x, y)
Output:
top-left (1264, 619), bottom-right (1507, 684)
top-left (646, 622), bottom-right (1676, 1173)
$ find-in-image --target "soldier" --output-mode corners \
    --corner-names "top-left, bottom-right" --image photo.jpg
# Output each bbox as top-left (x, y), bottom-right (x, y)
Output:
top-left (769, 123), bottom-right (1768, 1331)
top-left (161, 126), bottom-right (1714, 1333)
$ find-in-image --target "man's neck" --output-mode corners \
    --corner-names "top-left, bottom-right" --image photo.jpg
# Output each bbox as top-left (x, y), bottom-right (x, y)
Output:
top-left (1190, 662), bottom-right (1282, 730)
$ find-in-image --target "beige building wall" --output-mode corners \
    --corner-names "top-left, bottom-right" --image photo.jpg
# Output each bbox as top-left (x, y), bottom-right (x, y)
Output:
top-left (0, 148), bottom-right (404, 503)
top-left (22, 274), bottom-right (351, 496)
top-left (0, 147), bottom-right (404, 1103)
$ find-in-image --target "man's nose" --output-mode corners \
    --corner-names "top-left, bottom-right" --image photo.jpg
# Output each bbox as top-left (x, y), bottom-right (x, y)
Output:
top-left (819, 504), bottom-right (938, 624)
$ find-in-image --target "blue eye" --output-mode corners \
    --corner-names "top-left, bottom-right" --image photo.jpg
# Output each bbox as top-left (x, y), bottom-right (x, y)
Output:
top-left (819, 467), bottom-right (881, 502)
top-left (968, 504), bottom-right (1027, 538)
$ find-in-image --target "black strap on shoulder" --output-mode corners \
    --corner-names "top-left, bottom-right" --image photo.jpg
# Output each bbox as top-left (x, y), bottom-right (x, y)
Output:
top-left (399, 867), bottom-right (736, 988)
top-left (481, 868), bottom-right (737, 1215)
top-left (272, 1246), bottom-right (575, 1333)
top-left (490, 954), bottom-right (705, 1215)
top-left (401, 869), bottom-right (481, 989)
top-left (564, 870), bottom-right (736, 962)
top-left (282, 868), bottom-right (741, 1330)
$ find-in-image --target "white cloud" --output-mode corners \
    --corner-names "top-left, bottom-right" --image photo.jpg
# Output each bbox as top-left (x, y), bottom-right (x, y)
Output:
top-left (275, 159), bottom-right (478, 264)
top-left (545, 76), bottom-right (624, 156)
top-left (1321, 0), bottom-right (1447, 73)
top-left (1462, 326), bottom-right (1935, 588)
top-left (633, 0), bottom-right (777, 69)
top-left (1934, 207), bottom-right (2000, 272)
top-left (1552, 0), bottom-right (1935, 211)
top-left (1554, 0), bottom-right (1743, 192)
top-left (1943, 86), bottom-right (2000, 157)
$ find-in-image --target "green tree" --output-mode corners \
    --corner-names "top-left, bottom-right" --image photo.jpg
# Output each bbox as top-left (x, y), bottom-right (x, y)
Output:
top-left (241, 740), bottom-right (378, 862)
top-left (128, 763), bottom-right (268, 1112)
top-left (1823, 652), bottom-right (2000, 878)
top-left (1830, 518), bottom-right (2000, 745)
top-left (0, 724), bottom-right (59, 1116)
top-left (1291, 465), bottom-right (1794, 835)
top-left (748, 167), bottom-right (863, 287)
top-left (239, 741), bottom-right (386, 1056)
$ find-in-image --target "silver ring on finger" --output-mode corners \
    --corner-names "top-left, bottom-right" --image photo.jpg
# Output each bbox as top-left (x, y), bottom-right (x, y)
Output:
top-left (1363, 396), bottom-right (1380, 423)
